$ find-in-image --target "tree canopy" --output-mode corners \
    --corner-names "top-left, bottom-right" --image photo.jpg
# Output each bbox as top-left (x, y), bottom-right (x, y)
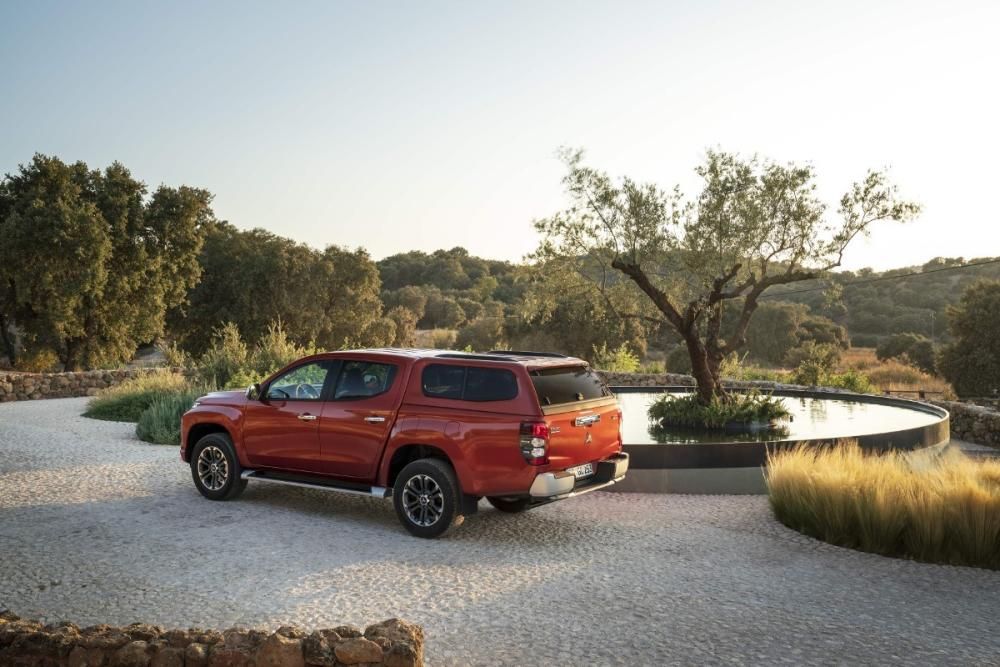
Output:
top-left (0, 154), bottom-right (211, 370)
top-left (938, 281), bottom-right (1000, 397)
top-left (534, 149), bottom-right (919, 402)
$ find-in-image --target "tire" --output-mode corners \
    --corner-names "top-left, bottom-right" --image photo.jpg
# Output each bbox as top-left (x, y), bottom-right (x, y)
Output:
top-left (486, 496), bottom-right (532, 513)
top-left (393, 458), bottom-right (461, 538)
top-left (190, 432), bottom-right (247, 501)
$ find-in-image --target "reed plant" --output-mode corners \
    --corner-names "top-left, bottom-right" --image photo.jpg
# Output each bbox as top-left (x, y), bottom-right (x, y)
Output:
top-left (766, 442), bottom-right (1000, 569)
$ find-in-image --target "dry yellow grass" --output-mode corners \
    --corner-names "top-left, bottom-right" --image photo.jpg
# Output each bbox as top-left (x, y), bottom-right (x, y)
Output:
top-left (766, 442), bottom-right (1000, 569)
top-left (839, 348), bottom-right (955, 398)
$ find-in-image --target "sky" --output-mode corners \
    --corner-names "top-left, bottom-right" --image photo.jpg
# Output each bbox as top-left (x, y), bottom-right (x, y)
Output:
top-left (1, 0), bottom-right (998, 271)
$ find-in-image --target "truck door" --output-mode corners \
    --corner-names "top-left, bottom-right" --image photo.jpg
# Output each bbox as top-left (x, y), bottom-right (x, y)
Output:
top-left (243, 360), bottom-right (337, 473)
top-left (317, 359), bottom-right (402, 480)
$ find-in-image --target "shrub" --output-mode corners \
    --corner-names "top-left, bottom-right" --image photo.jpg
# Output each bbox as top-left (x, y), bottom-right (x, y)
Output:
top-left (84, 372), bottom-right (191, 422)
top-left (648, 391), bottom-right (790, 430)
top-left (767, 443), bottom-right (1000, 570)
top-left (665, 346), bottom-right (692, 374)
top-left (938, 280), bottom-right (1000, 397)
top-left (590, 342), bottom-right (639, 373)
top-left (135, 389), bottom-right (205, 445)
top-left (13, 348), bottom-right (61, 373)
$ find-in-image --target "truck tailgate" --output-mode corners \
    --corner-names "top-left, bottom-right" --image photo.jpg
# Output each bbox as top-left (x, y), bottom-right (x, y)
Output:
top-left (542, 397), bottom-right (622, 471)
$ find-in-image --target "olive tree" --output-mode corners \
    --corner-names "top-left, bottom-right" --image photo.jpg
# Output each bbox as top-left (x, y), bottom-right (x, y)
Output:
top-left (534, 149), bottom-right (919, 403)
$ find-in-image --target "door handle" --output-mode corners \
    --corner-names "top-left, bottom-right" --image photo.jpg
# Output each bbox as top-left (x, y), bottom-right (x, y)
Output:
top-left (364, 416), bottom-right (386, 423)
top-left (297, 413), bottom-right (317, 421)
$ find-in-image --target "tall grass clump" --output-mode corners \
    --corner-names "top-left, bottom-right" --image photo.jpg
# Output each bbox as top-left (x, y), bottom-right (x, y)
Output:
top-left (135, 388), bottom-right (206, 445)
top-left (83, 372), bottom-right (191, 422)
top-left (766, 442), bottom-right (1000, 569)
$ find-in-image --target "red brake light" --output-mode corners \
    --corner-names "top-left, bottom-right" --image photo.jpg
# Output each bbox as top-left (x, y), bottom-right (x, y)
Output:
top-left (519, 421), bottom-right (550, 465)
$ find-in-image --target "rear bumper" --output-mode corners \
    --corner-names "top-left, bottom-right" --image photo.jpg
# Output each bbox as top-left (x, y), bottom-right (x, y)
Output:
top-left (529, 452), bottom-right (629, 500)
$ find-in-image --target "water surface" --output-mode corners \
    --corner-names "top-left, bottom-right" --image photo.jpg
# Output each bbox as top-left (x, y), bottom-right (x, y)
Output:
top-left (616, 391), bottom-right (941, 445)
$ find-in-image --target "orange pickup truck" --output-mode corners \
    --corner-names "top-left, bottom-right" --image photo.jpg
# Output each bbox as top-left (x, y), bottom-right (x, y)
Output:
top-left (181, 349), bottom-right (629, 537)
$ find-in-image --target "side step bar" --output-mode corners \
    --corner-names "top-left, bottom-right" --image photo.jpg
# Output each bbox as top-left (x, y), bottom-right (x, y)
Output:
top-left (241, 470), bottom-right (391, 498)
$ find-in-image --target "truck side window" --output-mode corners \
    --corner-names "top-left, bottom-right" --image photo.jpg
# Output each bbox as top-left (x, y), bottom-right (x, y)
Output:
top-left (421, 364), bottom-right (518, 401)
top-left (464, 367), bottom-right (518, 401)
top-left (266, 362), bottom-right (330, 401)
top-left (422, 364), bottom-right (465, 399)
top-left (333, 361), bottom-right (397, 400)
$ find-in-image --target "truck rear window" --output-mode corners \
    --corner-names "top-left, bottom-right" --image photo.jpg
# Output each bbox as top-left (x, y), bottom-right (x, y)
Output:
top-left (422, 364), bottom-right (518, 402)
top-left (529, 366), bottom-right (611, 406)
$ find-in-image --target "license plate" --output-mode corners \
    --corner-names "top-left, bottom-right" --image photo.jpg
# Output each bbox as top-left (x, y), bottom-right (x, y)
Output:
top-left (567, 463), bottom-right (594, 479)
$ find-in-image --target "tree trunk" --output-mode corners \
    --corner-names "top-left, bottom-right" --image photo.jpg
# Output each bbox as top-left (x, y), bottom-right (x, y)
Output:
top-left (684, 333), bottom-right (724, 404)
top-left (62, 339), bottom-right (82, 372)
top-left (0, 313), bottom-right (17, 368)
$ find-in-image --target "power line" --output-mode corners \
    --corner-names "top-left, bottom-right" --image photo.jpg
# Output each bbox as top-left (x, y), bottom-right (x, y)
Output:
top-left (760, 257), bottom-right (1000, 300)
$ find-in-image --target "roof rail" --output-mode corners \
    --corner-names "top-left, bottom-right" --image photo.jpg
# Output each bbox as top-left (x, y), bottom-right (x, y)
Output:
top-left (487, 350), bottom-right (568, 358)
top-left (436, 353), bottom-right (511, 362)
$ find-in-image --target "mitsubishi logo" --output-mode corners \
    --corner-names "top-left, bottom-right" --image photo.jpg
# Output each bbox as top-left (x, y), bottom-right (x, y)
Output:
top-left (584, 432), bottom-right (593, 445)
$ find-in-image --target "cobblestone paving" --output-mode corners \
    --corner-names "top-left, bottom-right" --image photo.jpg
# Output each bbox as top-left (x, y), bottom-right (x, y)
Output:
top-left (2, 398), bottom-right (999, 666)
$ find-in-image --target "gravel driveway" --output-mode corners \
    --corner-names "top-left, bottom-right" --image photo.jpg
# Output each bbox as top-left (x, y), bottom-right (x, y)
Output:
top-left (2, 398), bottom-right (999, 666)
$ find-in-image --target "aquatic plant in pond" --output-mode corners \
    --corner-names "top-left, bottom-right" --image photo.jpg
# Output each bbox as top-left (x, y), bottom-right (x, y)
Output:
top-left (647, 390), bottom-right (790, 435)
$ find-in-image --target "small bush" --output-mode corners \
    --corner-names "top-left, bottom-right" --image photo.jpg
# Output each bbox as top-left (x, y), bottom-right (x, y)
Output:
top-left (665, 346), bottom-right (692, 374)
top-left (590, 342), bottom-right (639, 373)
top-left (84, 372), bottom-right (191, 422)
top-left (767, 443), bottom-right (1000, 570)
top-left (14, 348), bottom-right (61, 373)
top-left (135, 389), bottom-right (205, 445)
top-left (648, 391), bottom-right (790, 430)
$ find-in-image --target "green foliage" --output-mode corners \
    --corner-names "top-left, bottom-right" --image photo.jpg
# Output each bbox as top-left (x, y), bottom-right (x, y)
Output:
top-left (84, 372), bottom-right (192, 422)
top-left (135, 389), bottom-right (205, 445)
top-left (194, 321), bottom-right (316, 389)
top-left (665, 346), bottom-right (693, 374)
top-left (648, 391), bottom-right (790, 430)
top-left (533, 148), bottom-right (918, 403)
top-left (877, 332), bottom-right (936, 373)
top-left (0, 154), bottom-right (210, 370)
top-left (167, 221), bottom-right (384, 356)
top-left (767, 443), bottom-right (1000, 570)
top-left (455, 315), bottom-right (506, 352)
top-left (386, 306), bottom-right (418, 347)
top-left (510, 264), bottom-right (649, 360)
top-left (590, 342), bottom-right (640, 372)
top-left (938, 280), bottom-right (1000, 397)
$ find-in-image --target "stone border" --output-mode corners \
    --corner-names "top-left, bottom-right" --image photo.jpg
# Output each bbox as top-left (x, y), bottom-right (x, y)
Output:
top-left (0, 611), bottom-right (423, 666)
top-left (930, 400), bottom-right (1000, 448)
top-left (0, 369), bottom-right (158, 402)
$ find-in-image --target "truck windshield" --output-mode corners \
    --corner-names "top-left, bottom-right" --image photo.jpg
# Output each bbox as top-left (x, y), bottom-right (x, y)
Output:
top-left (529, 366), bottom-right (611, 406)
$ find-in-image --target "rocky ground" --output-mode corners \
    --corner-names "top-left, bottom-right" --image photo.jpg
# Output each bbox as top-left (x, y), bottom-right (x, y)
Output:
top-left (1, 397), bottom-right (999, 666)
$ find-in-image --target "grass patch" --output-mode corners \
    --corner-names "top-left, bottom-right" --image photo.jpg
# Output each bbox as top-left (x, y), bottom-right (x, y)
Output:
top-left (767, 442), bottom-right (1000, 570)
top-left (83, 372), bottom-right (191, 422)
top-left (135, 389), bottom-right (205, 446)
top-left (648, 391), bottom-right (790, 430)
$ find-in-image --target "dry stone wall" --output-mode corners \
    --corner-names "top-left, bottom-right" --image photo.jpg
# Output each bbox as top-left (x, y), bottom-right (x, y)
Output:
top-left (931, 400), bottom-right (1000, 448)
top-left (0, 612), bottom-right (424, 667)
top-left (0, 369), bottom-right (152, 402)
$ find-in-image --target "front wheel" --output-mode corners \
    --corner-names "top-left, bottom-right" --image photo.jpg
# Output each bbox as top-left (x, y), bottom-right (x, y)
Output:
top-left (190, 433), bottom-right (247, 501)
top-left (393, 458), bottom-right (461, 538)
top-left (486, 496), bottom-right (532, 513)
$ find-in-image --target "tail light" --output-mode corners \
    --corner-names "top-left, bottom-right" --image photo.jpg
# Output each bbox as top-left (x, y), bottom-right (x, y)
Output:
top-left (519, 421), bottom-right (550, 465)
top-left (616, 408), bottom-right (623, 447)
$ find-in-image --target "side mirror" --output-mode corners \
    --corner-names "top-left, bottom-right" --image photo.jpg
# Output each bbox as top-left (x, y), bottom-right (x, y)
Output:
top-left (246, 383), bottom-right (262, 401)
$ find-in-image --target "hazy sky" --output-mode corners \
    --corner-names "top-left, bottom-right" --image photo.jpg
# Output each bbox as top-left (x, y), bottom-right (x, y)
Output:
top-left (2, 0), bottom-right (997, 270)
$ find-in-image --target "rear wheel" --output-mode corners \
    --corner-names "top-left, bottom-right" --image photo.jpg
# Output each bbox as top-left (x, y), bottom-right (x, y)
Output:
top-left (190, 433), bottom-right (247, 501)
top-left (393, 458), bottom-right (461, 538)
top-left (487, 496), bottom-right (532, 513)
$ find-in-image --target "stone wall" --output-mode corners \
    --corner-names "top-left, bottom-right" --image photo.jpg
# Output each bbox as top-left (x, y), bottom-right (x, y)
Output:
top-left (596, 371), bottom-right (853, 395)
top-left (931, 400), bottom-right (1000, 448)
top-left (0, 369), bottom-right (151, 402)
top-left (0, 611), bottom-right (423, 666)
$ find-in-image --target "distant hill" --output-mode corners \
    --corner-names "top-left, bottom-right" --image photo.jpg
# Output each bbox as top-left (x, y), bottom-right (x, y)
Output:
top-left (766, 257), bottom-right (1000, 346)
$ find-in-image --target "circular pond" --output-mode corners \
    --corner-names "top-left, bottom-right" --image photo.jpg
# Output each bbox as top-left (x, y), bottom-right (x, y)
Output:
top-left (611, 386), bottom-right (950, 494)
